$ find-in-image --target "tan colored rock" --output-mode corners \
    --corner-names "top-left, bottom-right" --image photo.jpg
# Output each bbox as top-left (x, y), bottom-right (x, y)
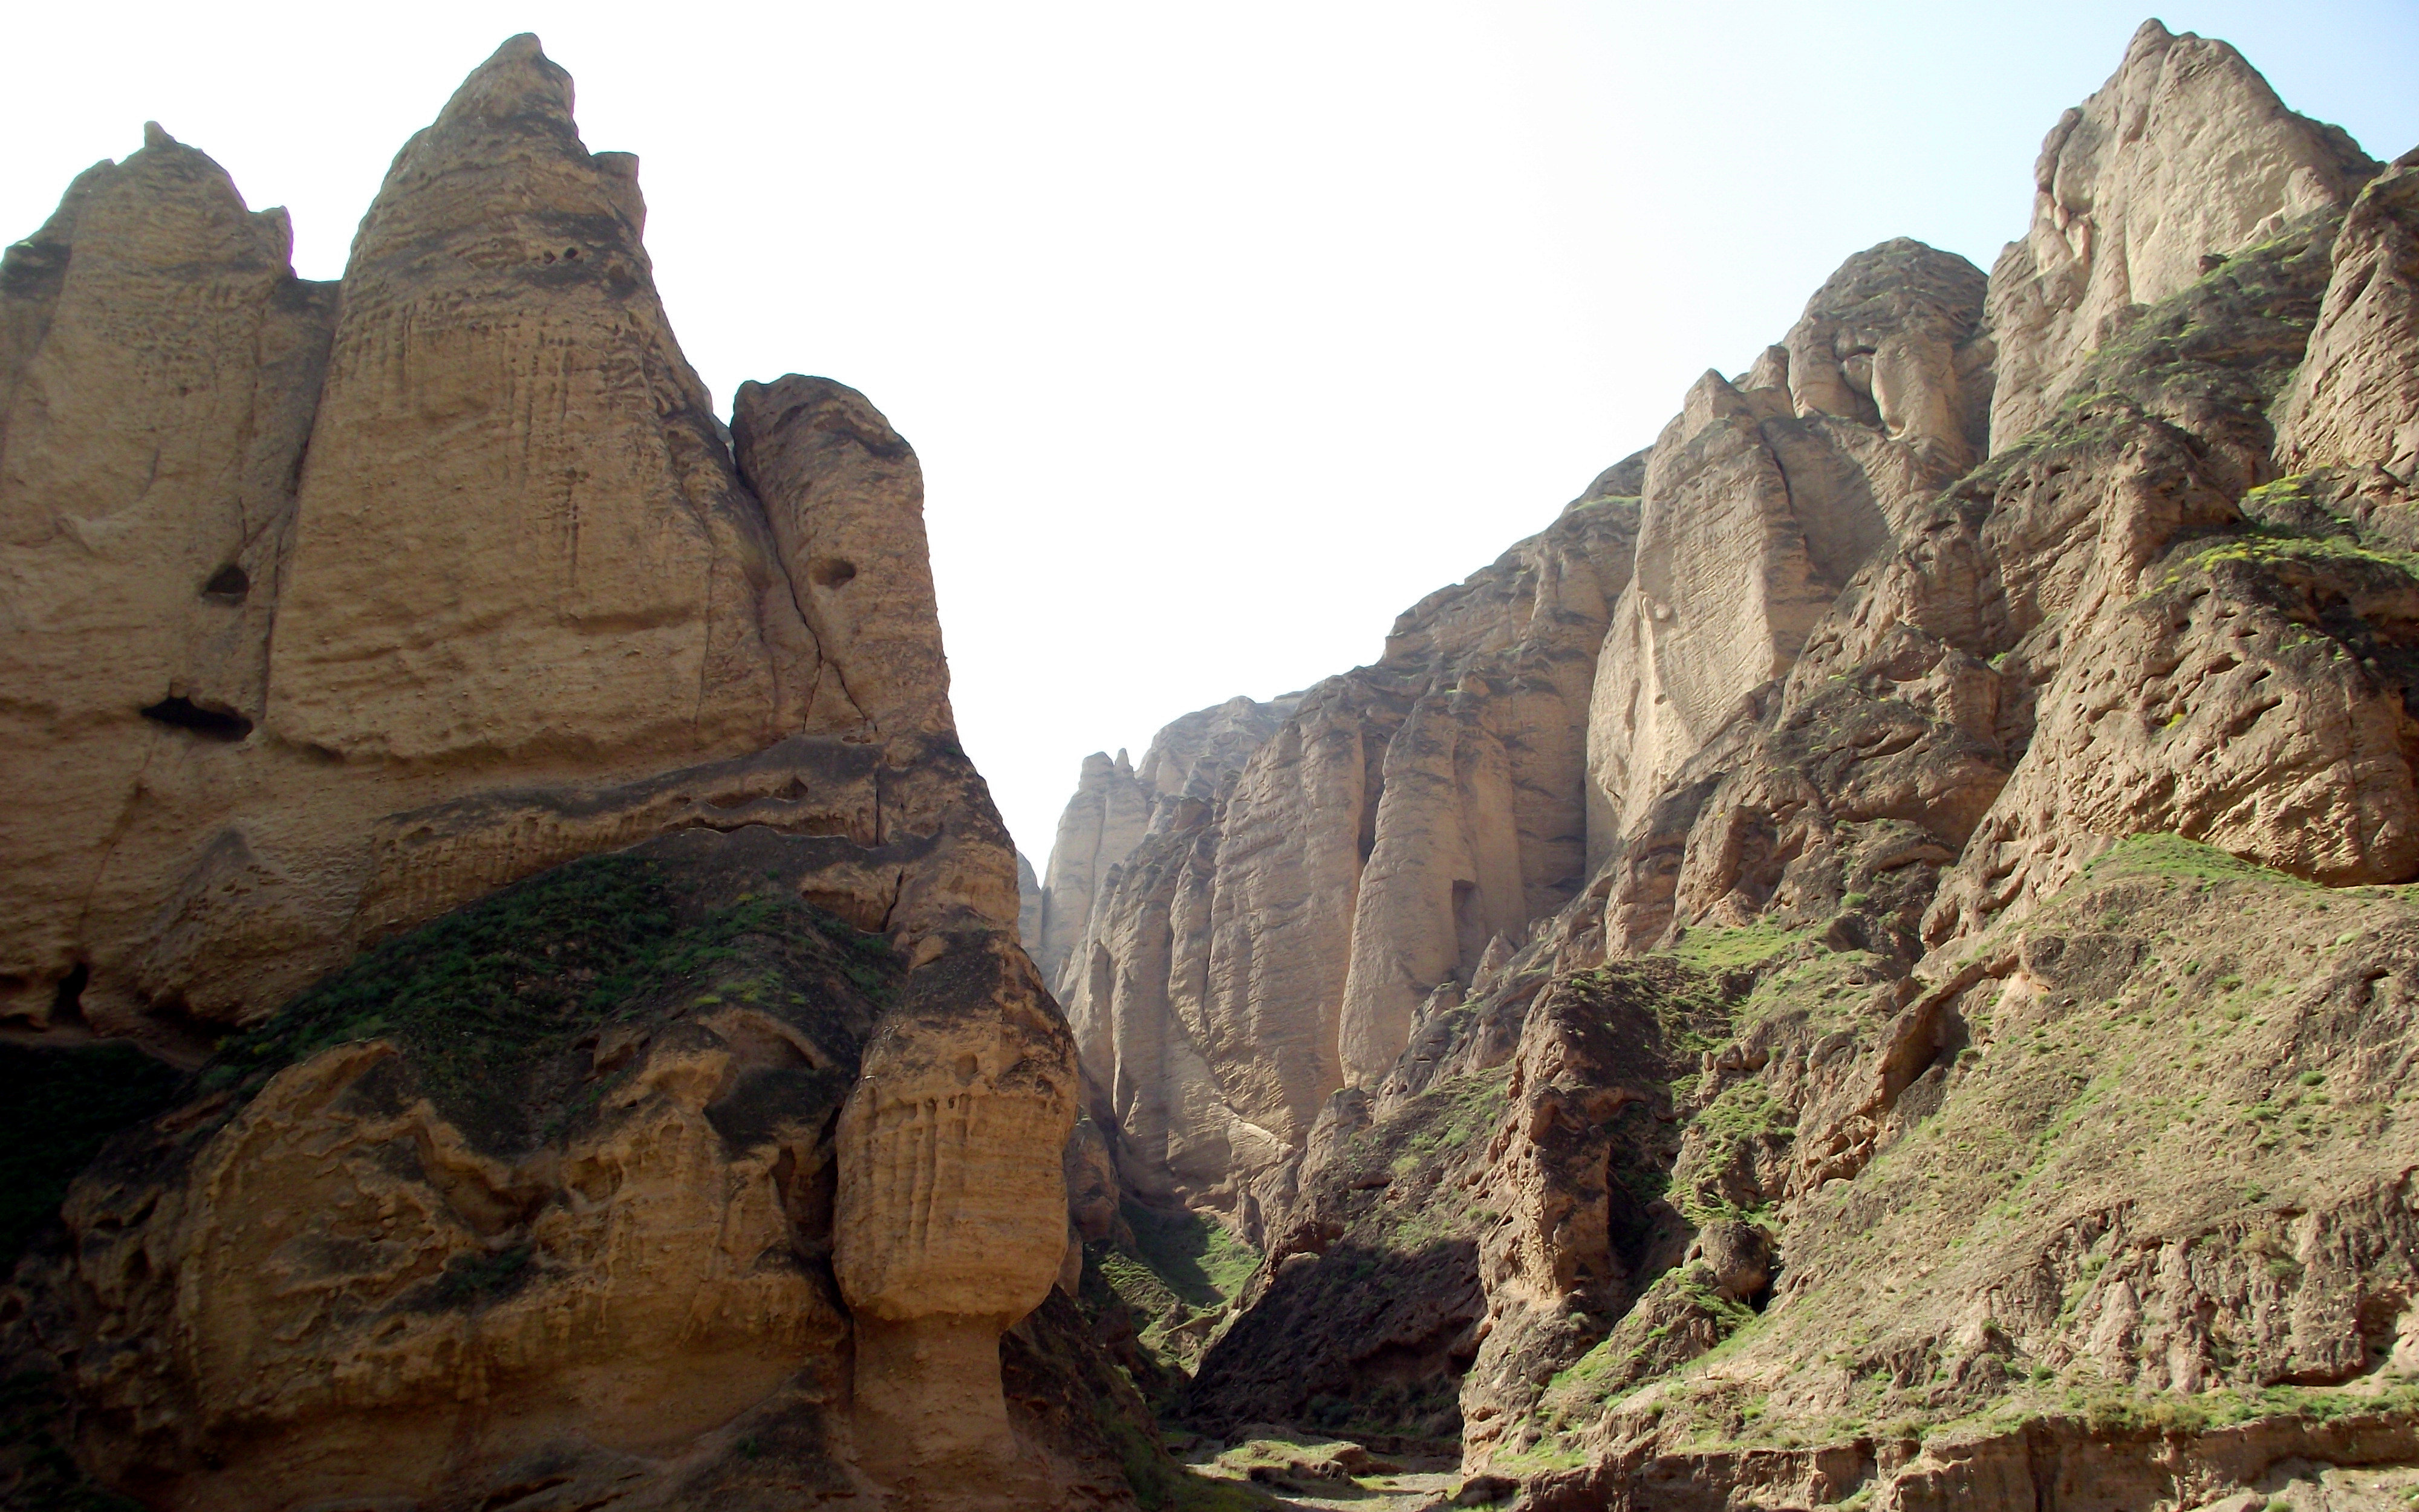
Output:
top-left (1930, 545), bottom-right (2419, 942)
top-left (0, 35), bottom-right (1038, 1049)
top-left (1585, 374), bottom-right (1827, 854)
top-left (268, 37), bottom-right (805, 767)
top-left (1785, 237), bottom-right (1995, 477)
top-left (1586, 241), bottom-right (1986, 861)
top-left (1984, 20), bottom-right (2375, 450)
top-left (732, 373), bottom-right (954, 738)
top-left (1018, 849), bottom-right (1044, 954)
top-left (2281, 148), bottom-right (2419, 481)
top-left (1053, 492), bottom-right (1634, 1222)
top-left (1336, 689), bottom-right (1523, 1089)
top-left (1196, 696), bottom-right (1376, 1149)
top-left (71, 1037), bottom-right (850, 1510)
top-left (1058, 752), bottom-right (1284, 1205)
top-left (24, 825), bottom-right (1105, 1508)
top-left (1064, 1115), bottom-right (1122, 1242)
top-left (0, 125), bottom-right (335, 1033)
top-left (1034, 748), bottom-right (1150, 990)
top-left (2, 32), bottom-right (1101, 1510)
top-left (835, 929), bottom-right (1077, 1487)
top-left (1133, 693), bottom-right (1300, 813)
top-left (1456, 959), bottom-right (1710, 1468)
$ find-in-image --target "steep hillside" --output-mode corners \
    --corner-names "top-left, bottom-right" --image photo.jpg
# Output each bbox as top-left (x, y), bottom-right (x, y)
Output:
top-left (1035, 21), bottom-right (2419, 1508)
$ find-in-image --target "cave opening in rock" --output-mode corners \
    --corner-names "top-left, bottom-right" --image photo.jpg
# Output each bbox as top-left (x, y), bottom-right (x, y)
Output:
top-left (200, 563), bottom-right (249, 603)
top-left (50, 963), bottom-right (88, 1027)
top-left (138, 695), bottom-right (253, 742)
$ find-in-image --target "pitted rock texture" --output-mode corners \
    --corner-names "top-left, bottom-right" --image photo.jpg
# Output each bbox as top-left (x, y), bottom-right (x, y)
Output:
top-left (731, 372), bottom-right (956, 739)
top-left (1984, 20), bottom-right (2376, 451)
top-left (0, 35), bottom-right (1016, 1059)
top-left (7, 835), bottom-right (1114, 1510)
top-left (0, 125), bottom-right (337, 1039)
top-left (1, 32), bottom-right (1107, 1512)
top-left (835, 929), bottom-right (1078, 1487)
top-left (2283, 148), bottom-right (2419, 482)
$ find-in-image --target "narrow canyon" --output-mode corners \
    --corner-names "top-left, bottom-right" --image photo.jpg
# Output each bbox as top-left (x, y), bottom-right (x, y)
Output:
top-left (6, 18), bottom-right (2419, 1512)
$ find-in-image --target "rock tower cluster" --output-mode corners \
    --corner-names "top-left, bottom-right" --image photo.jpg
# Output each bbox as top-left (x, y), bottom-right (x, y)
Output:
top-left (1034, 21), bottom-right (2419, 1507)
top-left (1, 35), bottom-right (1121, 1512)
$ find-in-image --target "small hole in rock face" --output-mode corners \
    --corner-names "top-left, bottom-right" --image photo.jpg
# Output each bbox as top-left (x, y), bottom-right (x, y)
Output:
top-left (810, 559), bottom-right (857, 589)
top-left (563, 247), bottom-right (580, 259)
top-left (51, 962), bottom-right (89, 1027)
top-left (140, 695), bottom-right (253, 742)
top-left (201, 563), bottom-right (249, 603)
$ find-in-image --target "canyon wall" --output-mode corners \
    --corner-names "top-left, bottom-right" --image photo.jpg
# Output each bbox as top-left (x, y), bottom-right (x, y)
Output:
top-left (1, 36), bottom-right (1117, 1512)
top-left (1037, 485), bottom-right (1637, 1224)
top-left (1047, 19), bottom-right (2419, 1510)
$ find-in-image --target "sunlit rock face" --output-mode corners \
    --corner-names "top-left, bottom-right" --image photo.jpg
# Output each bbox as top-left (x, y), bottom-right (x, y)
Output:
top-left (1984, 19), bottom-right (2377, 452)
top-left (0, 33), bottom-right (1115, 1512)
top-left (0, 30), bottom-right (1044, 1041)
top-left (2281, 147), bottom-right (2419, 483)
top-left (1034, 488), bottom-right (1637, 1224)
top-left (1039, 20), bottom-right (2419, 1512)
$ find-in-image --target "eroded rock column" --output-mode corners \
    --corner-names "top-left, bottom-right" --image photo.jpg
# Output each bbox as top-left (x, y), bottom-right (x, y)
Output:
top-left (833, 931), bottom-right (1076, 1487)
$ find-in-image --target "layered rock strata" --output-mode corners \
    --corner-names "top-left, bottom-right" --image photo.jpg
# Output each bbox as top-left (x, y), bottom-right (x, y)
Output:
top-left (1049, 21), bottom-right (2419, 1510)
top-left (0, 34), bottom-right (1011, 1057)
top-left (1037, 490), bottom-right (1636, 1222)
top-left (2, 34), bottom-right (1099, 1512)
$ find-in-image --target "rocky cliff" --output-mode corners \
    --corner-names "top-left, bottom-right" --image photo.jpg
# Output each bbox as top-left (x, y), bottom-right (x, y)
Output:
top-left (1041, 490), bottom-right (1636, 1221)
top-left (0, 36), bottom-right (1142, 1512)
top-left (1037, 20), bottom-right (2419, 1509)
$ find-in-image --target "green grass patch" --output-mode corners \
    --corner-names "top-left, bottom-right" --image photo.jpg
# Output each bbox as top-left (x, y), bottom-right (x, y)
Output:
top-left (1121, 1198), bottom-right (1257, 1312)
top-left (1659, 920), bottom-right (1811, 973)
top-left (203, 854), bottom-right (884, 1152)
top-left (2082, 832), bottom-right (2316, 891)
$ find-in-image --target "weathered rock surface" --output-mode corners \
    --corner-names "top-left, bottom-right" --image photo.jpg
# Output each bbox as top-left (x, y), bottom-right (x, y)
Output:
top-left (2283, 148), bottom-right (2419, 482)
top-left (9, 835), bottom-right (1110, 1509)
top-left (1584, 241), bottom-right (1989, 861)
top-left (1035, 749), bottom-right (1151, 989)
top-left (0, 124), bottom-right (337, 1037)
top-left (1984, 20), bottom-right (2376, 450)
top-left (1, 33), bottom-right (1118, 1512)
top-left (1039, 492), bottom-right (1635, 1225)
top-left (0, 36), bottom-right (1026, 1064)
top-left (731, 372), bottom-right (956, 739)
top-left (266, 36), bottom-right (798, 767)
top-left (1040, 22), bottom-right (2419, 1511)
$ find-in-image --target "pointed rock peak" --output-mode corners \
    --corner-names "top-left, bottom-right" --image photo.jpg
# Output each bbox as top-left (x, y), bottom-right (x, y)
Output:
top-left (50, 123), bottom-right (295, 274)
top-left (434, 33), bottom-right (576, 134)
top-left (2128, 16), bottom-right (2177, 56)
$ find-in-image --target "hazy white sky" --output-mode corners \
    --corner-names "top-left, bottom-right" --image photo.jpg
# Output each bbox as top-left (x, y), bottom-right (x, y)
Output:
top-left (6, 2), bottom-right (2415, 861)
